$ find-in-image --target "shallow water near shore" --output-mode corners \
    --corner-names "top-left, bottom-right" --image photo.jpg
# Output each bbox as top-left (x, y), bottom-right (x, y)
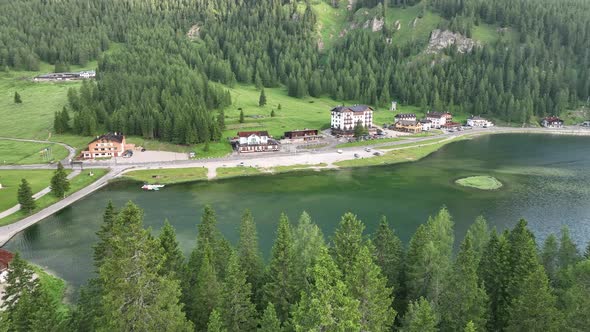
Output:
top-left (5, 133), bottom-right (590, 293)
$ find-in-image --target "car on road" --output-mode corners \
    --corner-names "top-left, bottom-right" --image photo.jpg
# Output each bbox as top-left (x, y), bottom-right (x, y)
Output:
top-left (122, 150), bottom-right (133, 158)
top-left (337, 149), bottom-right (343, 154)
top-left (354, 153), bottom-right (360, 158)
top-left (373, 151), bottom-right (382, 156)
top-left (237, 161), bottom-right (245, 167)
top-left (365, 147), bottom-right (371, 152)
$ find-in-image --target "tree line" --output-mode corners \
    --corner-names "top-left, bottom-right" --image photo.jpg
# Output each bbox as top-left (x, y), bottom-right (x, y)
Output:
top-left (4, 0), bottom-right (589, 136)
top-left (1, 201), bottom-right (589, 331)
top-left (17, 162), bottom-right (70, 215)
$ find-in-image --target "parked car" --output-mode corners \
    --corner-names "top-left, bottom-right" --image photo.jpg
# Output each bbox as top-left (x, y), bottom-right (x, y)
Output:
top-left (337, 149), bottom-right (343, 154)
top-left (373, 151), bottom-right (382, 156)
top-left (365, 147), bottom-right (371, 152)
top-left (141, 148), bottom-right (146, 152)
top-left (354, 153), bottom-right (360, 158)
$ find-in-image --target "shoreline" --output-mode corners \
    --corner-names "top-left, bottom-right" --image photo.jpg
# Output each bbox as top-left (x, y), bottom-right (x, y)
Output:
top-left (2, 127), bottom-right (590, 246)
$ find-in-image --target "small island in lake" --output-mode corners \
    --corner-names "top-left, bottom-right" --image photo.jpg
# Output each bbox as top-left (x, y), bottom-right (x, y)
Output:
top-left (455, 175), bottom-right (503, 190)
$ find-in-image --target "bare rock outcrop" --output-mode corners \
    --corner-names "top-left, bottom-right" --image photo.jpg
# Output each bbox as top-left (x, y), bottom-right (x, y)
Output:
top-left (426, 29), bottom-right (480, 54)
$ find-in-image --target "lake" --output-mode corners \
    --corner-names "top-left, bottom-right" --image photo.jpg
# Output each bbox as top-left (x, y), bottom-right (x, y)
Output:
top-left (5, 134), bottom-right (590, 292)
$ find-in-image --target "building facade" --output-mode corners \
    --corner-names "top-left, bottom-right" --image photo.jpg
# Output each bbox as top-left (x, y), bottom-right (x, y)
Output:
top-left (394, 113), bottom-right (417, 123)
top-left (330, 105), bottom-right (373, 134)
top-left (284, 129), bottom-right (320, 141)
top-left (426, 112), bottom-right (452, 128)
top-left (419, 119), bottom-right (432, 131)
top-left (82, 133), bottom-right (128, 159)
top-left (394, 120), bottom-right (422, 133)
top-left (235, 131), bottom-right (280, 153)
top-left (467, 116), bottom-right (494, 127)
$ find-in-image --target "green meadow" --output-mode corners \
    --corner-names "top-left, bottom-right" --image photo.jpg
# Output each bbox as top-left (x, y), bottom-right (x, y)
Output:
top-left (0, 140), bottom-right (69, 164)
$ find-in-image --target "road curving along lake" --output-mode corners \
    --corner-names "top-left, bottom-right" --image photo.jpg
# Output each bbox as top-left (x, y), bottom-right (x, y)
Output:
top-left (5, 133), bottom-right (590, 292)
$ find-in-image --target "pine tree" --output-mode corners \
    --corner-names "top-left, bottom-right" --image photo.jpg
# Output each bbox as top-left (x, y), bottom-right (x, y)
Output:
top-left (331, 212), bottom-right (365, 278)
top-left (403, 297), bottom-right (438, 332)
top-left (507, 220), bottom-right (541, 300)
top-left (464, 321), bottom-right (476, 332)
top-left (505, 266), bottom-right (563, 332)
top-left (159, 219), bottom-right (186, 279)
top-left (541, 234), bottom-right (559, 281)
top-left (17, 178), bottom-right (36, 213)
top-left (560, 260), bottom-right (590, 331)
top-left (259, 88), bottom-right (267, 106)
top-left (478, 231), bottom-right (510, 332)
top-left (10, 287), bottom-right (34, 332)
top-left (238, 209), bottom-right (264, 308)
top-left (29, 285), bottom-right (62, 332)
top-left (270, 109), bottom-right (275, 117)
top-left (263, 213), bottom-right (295, 323)
top-left (258, 303), bottom-right (282, 332)
top-left (217, 110), bottom-right (225, 130)
top-left (291, 246), bottom-right (360, 331)
top-left (14, 91), bottom-right (22, 104)
top-left (50, 162), bottom-right (70, 198)
top-left (98, 202), bottom-right (193, 332)
top-left (440, 236), bottom-right (488, 332)
top-left (93, 201), bottom-right (117, 270)
top-left (239, 109), bottom-right (245, 123)
top-left (372, 216), bottom-right (404, 294)
top-left (207, 309), bottom-right (226, 332)
top-left (219, 252), bottom-right (258, 331)
top-left (346, 245), bottom-right (396, 331)
top-left (406, 208), bottom-right (454, 308)
top-left (292, 211), bottom-right (326, 297)
top-left (191, 240), bottom-right (221, 331)
top-left (0, 253), bottom-right (38, 318)
top-left (558, 226), bottom-right (580, 268)
top-left (465, 216), bottom-right (490, 262)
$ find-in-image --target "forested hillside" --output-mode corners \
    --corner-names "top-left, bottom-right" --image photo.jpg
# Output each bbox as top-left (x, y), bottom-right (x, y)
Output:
top-left (2, 0), bottom-right (590, 143)
top-left (2, 202), bottom-right (589, 331)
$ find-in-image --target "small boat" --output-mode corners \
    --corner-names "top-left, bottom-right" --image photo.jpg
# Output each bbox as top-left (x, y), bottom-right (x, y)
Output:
top-left (141, 184), bottom-right (165, 191)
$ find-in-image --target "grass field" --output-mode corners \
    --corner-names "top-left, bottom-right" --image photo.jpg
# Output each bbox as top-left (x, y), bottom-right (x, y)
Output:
top-left (216, 166), bottom-right (261, 179)
top-left (0, 170), bottom-right (57, 211)
top-left (271, 163), bottom-right (328, 173)
top-left (472, 23), bottom-right (518, 44)
top-left (0, 140), bottom-right (69, 164)
top-left (312, 0), bottom-right (350, 50)
top-left (334, 137), bottom-right (463, 167)
top-left (336, 137), bottom-right (405, 148)
top-left (123, 167), bottom-right (208, 184)
top-left (0, 168), bottom-right (108, 226)
top-left (455, 175), bottom-right (503, 190)
top-left (386, 5), bottom-right (444, 45)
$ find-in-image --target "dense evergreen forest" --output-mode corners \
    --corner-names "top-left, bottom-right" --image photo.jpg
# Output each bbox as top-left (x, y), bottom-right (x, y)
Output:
top-left (1, 202), bottom-right (589, 331)
top-left (3, 0), bottom-right (590, 143)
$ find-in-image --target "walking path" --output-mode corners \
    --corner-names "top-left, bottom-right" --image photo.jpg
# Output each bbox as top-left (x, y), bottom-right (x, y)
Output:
top-left (2, 126), bottom-right (590, 246)
top-left (0, 137), bottom-right (77, 165)
top-left (0, 170), bottom-right (80, 220)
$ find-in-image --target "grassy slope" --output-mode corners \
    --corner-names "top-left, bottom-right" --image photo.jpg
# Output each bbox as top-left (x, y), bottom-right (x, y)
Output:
top-left (313, 0), bottom-right (350, 50)
top-left (123, 167), bottom-right (208, 184)
top-left (0, 168), bottom-right (108, 226)
top-left (386, 5), bottom-right (443, 45)
top-left (0, 140), bottom-right (69, 164)
top-left (217, 166), bottom-right (261, 179)
top-left (0, 170), bottom-right (57, 211)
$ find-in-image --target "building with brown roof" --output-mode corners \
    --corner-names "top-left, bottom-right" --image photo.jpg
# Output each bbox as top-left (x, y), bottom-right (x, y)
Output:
top-left (0, 249), bottom-right (14, 272)
top-left (330, 105), bottom-right (374, 135)
top-left (82, 133), bottom-right (130, 159)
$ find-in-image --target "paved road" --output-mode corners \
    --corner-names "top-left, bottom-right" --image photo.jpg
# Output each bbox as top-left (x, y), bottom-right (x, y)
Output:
top-left (1, 126), bottom-right (590, 246)
top-left (0, 137), bottom-right (77, 165)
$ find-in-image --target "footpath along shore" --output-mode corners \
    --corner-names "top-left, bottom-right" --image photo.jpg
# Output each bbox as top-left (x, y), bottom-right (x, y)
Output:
top-left (1, 126), bottom-right (590, 246)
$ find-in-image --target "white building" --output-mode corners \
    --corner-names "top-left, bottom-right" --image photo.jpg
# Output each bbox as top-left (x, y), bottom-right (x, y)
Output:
top-left (419, 119), bottom-right (432, 131)
top-left (394, 113), bottom-right (416, 123)
top-left (235, 131), bottom-right (279, 153)
top-left (467, 115), bottom-right (494, 127)
top-left (426, 112), bottom-right (452, 128)
top-left (79, 70), bottom-right (96, 79)
top-left (330, 105), bottom-right (373, 133)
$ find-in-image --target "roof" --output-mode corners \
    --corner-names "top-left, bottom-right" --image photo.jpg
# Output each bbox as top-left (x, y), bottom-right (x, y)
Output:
top-left (395, 113), bottom-right (416, 118)
top-left (284, 129), bottom-right (318, 134)
top-left (426, 111), bottom-right (451, 118)
top-left (397, 120), bottom-right (418, 126)
top-left (419, 119), bottom-right (432, 123)
top-left (0, 249), bottom-right (14, 271)
top-left (331, 105), bottom-right (373, 113)
top-left (469, 115), bottom-right (486, 120)
top-left (543, 116), bottom-right (563, 123)
top-left (237, 131), bottom-right (269, 138)
top-left (90, 133), bottom-right (125, 144)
